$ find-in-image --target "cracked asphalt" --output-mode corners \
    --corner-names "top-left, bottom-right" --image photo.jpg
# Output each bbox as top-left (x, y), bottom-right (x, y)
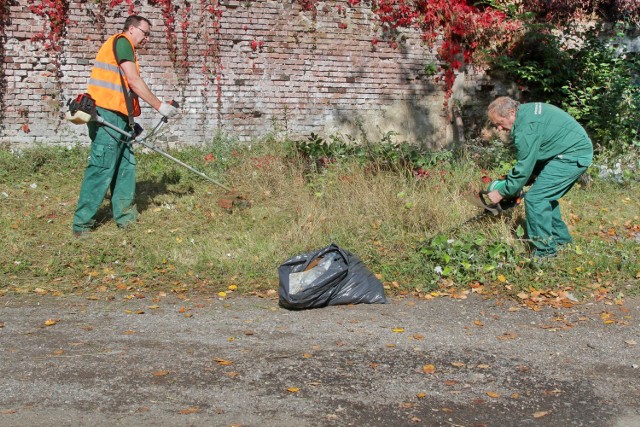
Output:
top-left (1, 293), bottom-right (639, 427)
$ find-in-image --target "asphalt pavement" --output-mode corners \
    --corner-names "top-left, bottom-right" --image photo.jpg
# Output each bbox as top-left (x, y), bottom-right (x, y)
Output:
top-left (1, 293), bottom-right (639, 427)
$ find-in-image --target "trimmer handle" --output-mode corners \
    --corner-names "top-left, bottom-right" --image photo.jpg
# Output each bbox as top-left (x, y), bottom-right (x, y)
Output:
top-left (160, 100), bottom-right (180, 123)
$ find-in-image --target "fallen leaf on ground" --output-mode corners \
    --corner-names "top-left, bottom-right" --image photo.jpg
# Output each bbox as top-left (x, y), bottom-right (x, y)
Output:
top-left (497, 332), bottom-right (518, 340)
top-left (533, 410), bottom-right (551, 418)
top-left (486, 391), bottom-right (500, 398)
top-left (287, 387), bottom-right (300, 393)
top-left (152, 370), bottom-right (170, 377)
top-left (422, 364), bottom-right (436, 374)
top-left (392, 327), bottom-right (405, 333)
top-left (178, 406), bottom-right (200, 415)
top-left (44, 319), bottom-right (58, 326)
top-left (214, 358), bottom-right (233, 366)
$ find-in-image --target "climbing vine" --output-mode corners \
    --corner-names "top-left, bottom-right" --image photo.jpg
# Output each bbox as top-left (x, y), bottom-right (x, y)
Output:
top-left (145, 0), bottom-right (192, 94)
top-left (27, 0), bottom-right (69, 54)
top-left (294, 0), bottom-right (519, 105)
top-left (98, 0), bottom-right (135, 15)
top-left (178, 2), bottom-right (192, 86)
top-left (524, 0), bottom-right (640, 25)
top-left (0, 1), bottom-right (12, 130)
top-left (199, 0), bottom-right (224, 127)
top-left (27, 0), bottom-right (71, 126)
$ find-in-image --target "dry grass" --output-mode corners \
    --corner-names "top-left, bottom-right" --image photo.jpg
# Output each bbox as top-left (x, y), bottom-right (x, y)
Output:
top-left (1, 143), bottom-right (638, 299)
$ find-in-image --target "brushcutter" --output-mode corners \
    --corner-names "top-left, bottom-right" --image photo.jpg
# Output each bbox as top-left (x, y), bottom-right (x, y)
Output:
top-left (418, 179), bottom-right (524, 247)
top-left (66, 93), bottom-right (232, 192)
top-left (478, 178), bottom-right (523, 216)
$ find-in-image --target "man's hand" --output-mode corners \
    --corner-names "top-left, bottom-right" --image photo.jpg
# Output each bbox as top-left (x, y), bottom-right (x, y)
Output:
top-left (487, 190), bottom-right (504, 204)
top-left (158, 101), bottom-right (179, 118)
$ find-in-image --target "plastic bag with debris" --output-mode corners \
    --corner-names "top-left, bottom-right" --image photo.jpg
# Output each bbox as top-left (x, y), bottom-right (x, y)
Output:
top-left (278, 243), bottom-right (387, 310)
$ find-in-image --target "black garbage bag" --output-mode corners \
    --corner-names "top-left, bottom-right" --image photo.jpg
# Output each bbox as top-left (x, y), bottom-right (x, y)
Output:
top-left (278, 243), bottom-right (387, 310)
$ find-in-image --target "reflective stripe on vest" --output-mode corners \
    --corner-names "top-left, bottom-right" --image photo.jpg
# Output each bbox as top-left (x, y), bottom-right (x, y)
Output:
top-left (87, 33), bottom-right (141, 117)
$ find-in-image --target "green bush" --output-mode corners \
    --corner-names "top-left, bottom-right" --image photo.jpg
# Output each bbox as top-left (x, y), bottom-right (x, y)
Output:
top-left (560, 28), bottom-right (640, 156)
top-left (291, 132), bottom-right (455, 175)
top-left (490, 23), bottom-right (640, 158)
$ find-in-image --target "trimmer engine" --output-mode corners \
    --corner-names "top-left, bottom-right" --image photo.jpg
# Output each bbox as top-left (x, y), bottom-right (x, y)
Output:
top-left (65, 93), bottom-right (97, 124)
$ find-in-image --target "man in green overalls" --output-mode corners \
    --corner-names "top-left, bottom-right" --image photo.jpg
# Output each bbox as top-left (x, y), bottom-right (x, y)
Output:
top-left (486, 96), bottom-right (593, 259)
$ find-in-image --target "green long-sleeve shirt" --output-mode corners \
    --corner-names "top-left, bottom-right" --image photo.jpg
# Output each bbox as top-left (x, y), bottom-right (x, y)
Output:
top-left (500, 102), bottom-right (594, 198)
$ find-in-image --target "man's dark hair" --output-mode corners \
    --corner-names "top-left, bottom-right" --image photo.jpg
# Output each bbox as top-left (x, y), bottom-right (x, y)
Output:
top-left (123, 15), bottom-right (151, 32)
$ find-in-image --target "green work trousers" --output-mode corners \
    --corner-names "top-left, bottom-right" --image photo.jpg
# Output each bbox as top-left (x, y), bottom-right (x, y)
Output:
top-left (72, 108), bottom-right (138, 232)
top-left (525, 157), bottom-right (587, 257)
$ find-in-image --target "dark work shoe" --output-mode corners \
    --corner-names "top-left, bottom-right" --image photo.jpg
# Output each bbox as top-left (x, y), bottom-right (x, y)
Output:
top-left (73, 230), bottom-right (90, 239)
top-left (529, 252), bottom-right (557, 269)
top-left (557, 242), bottom-right (573, 252)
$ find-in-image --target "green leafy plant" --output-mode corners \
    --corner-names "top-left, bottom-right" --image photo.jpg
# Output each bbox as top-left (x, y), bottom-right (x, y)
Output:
top-left (292, 132), bottom-right (458, 176)
top-left (419, 233), bottom-right (521, 285)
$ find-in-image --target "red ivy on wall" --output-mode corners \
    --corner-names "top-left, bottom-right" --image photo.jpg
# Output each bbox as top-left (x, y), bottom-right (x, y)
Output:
top-left (27, 0), bottom-right (69, 54)
top-left (150, 0), bottom-right (178, 63)
top-left (200, 0), bottom-right (224, 123)
top-left (293, 0), bottom-right (520, 104)
top-left (103, 0), bottom-right (135, 15)
top-left (179, 2), bottom-right (192, 84)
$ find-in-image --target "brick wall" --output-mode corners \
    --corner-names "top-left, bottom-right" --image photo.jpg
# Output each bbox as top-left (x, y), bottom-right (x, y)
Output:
top-left (0, 0), bottom-right (500, 148)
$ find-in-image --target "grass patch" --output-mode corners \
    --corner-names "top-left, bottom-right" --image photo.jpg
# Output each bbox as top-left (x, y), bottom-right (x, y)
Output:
top-left (1, 140), bottom-right (638, 302)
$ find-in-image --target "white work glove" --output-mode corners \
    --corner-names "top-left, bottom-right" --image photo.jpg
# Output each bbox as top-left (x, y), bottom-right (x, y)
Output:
top-left (158, 101), bottom-right (179, 118)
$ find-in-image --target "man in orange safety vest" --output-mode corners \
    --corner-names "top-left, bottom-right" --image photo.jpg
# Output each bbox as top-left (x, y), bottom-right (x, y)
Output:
top-left (72, 15), bottom-right (179, 237)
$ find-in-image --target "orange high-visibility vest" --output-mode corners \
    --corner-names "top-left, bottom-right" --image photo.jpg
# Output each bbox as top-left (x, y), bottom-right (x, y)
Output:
top-left (87, 33), bottom-right (141, 117)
